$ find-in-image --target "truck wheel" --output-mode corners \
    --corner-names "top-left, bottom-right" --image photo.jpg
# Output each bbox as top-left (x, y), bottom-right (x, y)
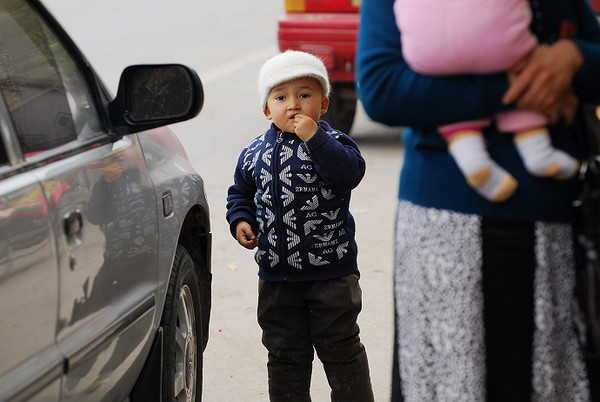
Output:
top-left (161, 245), bottom-right (202, 401)
top-left (323, 82), bottom-right (357, 135)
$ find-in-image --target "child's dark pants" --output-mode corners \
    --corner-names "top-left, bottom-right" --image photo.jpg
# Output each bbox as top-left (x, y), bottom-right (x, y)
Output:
top-left (257, 272), bottom-right (374, 402)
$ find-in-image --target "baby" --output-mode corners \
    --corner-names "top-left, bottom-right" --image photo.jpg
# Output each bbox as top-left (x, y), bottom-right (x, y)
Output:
top-left (394, 0), bottom-right (579, 201)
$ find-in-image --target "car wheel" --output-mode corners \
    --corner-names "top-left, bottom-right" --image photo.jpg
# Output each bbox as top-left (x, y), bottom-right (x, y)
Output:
top-left (161, 244), bottom-right (202, 402)
top-left (322, 82), bottom-right (357, 135)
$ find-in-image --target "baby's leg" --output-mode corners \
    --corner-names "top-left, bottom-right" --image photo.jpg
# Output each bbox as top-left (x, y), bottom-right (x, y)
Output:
top-left (441, 121), bottom-right (517, 202)
top-left (496, 110), bottom-right (579, 179)
top-left (513, 129), bottom-right (580, 178)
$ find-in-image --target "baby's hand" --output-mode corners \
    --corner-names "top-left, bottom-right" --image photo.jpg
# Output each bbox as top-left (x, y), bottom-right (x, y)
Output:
top-left (293, 114), bottom-right (318, 141)
top-left (236, 221), bottom-right (259, 250)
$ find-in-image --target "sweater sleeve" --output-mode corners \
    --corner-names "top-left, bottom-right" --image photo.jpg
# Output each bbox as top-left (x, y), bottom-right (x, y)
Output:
top-left (304, 123), bottom-right (366, 193)
top-left (356, 0), bottom-right (510, 129)
top-left (226, 149), bottom-right (258, 238)
top-left (571, 0), bottom-right (600, 104)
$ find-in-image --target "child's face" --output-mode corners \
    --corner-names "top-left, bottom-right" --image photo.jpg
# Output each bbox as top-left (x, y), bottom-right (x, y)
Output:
top-left (263, 77), bottom-right (329, 133)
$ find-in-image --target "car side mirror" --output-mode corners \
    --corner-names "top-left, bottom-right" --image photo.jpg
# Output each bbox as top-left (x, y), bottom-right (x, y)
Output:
top-left (109, 64), bottom-right (203, 135)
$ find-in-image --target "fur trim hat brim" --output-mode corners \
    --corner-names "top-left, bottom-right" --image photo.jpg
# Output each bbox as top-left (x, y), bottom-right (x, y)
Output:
top-left (258, 50), bottom-right (330, 107)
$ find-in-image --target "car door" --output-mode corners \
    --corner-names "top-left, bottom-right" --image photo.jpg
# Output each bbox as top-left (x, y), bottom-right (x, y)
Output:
top-left (0, 165), bottom-right (62, 401)
top-left (0, 4), bottom-right (64, 401)
top-left (0, 1), bottom-right (159, 400)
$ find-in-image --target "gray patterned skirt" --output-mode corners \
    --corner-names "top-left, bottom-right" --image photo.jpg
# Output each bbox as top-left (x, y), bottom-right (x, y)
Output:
top-left (394, 200), bottom-right (590, 401)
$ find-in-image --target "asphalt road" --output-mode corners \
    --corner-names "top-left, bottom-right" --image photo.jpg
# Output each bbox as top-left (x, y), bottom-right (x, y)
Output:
top-left (44, 1), bottom-right (404, 400)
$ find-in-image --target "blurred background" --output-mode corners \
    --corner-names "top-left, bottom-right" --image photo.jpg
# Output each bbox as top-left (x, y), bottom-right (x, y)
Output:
top-left (44, 1), bottom-right (403, 400)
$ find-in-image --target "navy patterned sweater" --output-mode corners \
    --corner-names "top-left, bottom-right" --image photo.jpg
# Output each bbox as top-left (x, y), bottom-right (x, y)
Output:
top-left (226, 121), bottom-right (366, 282)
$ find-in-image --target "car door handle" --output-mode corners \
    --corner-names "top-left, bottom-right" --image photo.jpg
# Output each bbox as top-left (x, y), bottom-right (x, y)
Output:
top-left (63, 209), bottom-right (83, 249)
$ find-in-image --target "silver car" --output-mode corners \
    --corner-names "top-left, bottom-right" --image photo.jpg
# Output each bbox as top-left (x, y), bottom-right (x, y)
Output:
top-left (0, 1), bottom-right (211, 401)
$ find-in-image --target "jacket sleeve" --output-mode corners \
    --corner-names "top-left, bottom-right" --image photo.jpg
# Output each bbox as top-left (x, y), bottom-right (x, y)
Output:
top-left (226, 150), bottom-right (258, 238)
top-left (304, 125), bottom-right (366, 193)
top-left (356, 0), bottom-right (510, 129)
top-left (572, 0), bottom-right (600, 104)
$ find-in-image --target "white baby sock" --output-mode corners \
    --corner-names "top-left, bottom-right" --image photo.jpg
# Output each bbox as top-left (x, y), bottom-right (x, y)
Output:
top-left (514, 129), bottom-right (579, 179)
top-left (448, 132), bottom-right (518, 202)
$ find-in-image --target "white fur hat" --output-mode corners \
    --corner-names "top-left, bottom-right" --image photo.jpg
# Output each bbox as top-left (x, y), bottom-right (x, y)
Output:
top-left (258, 50), bottom-right (330, 107)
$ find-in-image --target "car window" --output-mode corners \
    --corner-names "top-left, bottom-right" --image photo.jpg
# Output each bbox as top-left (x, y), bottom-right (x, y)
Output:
top-left (0, 0), bottom-right (101, 158)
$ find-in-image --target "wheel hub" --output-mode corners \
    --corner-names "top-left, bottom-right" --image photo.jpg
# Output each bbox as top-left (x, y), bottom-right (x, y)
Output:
top-left (185, 331), bottom-right (195, 394)
top-left (177, 284), bottom-right (197, 402)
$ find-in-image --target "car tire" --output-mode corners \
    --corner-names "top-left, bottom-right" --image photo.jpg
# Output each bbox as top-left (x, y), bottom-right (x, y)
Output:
top-left (322, 82), bottom-right (357, 135)
top-left (161, 244), bottom-right (203, 402)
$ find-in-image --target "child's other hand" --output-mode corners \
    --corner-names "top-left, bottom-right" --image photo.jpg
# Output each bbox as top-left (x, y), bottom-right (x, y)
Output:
top-left (236, 221), bottom-right (259, 250)
top-left (293, 114), bottom-right (318, 141)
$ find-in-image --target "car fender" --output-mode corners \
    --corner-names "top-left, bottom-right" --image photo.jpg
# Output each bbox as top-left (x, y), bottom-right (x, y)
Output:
top-left (136, 127), bottom-right (211, 327)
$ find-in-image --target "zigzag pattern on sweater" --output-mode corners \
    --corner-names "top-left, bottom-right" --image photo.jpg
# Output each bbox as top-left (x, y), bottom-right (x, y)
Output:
top-left (245, 130), bottom-right (350, 270)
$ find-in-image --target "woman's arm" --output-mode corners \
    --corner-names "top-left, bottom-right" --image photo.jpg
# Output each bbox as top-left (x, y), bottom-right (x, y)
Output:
top-left (503, 41), bottom-right (582, 124)
top-left (503, 1), bottom-right (600, 122)
top-left (571, 0), bottom-right (600, 103)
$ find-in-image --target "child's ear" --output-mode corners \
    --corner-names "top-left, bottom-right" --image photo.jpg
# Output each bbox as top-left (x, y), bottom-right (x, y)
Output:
top-left (263, 105), bottom-right (272, 120)
top-left (320, 96), bottom-right (330, 116)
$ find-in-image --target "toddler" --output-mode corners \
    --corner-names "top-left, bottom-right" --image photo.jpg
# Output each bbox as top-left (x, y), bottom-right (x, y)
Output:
top-left (226, 50), bottom-right (374, 401)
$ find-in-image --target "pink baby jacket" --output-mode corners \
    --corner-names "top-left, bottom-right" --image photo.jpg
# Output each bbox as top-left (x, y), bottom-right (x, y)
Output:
top-left (394, 0), bottom-right (538, 74)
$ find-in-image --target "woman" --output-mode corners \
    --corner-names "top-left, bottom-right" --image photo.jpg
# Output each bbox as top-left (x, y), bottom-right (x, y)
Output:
top-left (356, 0), bottom-right (600, 400)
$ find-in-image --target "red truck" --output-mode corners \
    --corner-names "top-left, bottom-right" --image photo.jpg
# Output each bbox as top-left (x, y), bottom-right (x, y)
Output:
top-left (278, 0), bottom-right (361, 134)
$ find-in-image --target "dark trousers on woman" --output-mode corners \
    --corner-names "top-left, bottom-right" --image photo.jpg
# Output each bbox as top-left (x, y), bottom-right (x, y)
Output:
top-left (481, 217), bottom-right (535, 401)
top-left (257, 272), bottom-right (374, 402)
